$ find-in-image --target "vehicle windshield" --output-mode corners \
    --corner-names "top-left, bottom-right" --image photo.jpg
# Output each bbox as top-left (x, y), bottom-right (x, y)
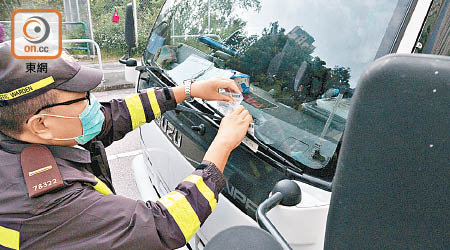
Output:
top-left (144, 0), bottom-right (402, 170)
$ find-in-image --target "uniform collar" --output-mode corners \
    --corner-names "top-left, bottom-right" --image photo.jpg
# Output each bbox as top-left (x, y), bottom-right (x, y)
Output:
top-left (0, 132), bottom-right (91, 163)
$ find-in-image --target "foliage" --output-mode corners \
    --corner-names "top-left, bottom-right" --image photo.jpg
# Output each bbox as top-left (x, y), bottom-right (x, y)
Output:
top-left (163, 0), bottom-right (260, 48)
top-left (228, 22), bottom-right (352, 108)
top-left (91, 0), bottom-right (164, 57)
top-left (0, 0), bottom-right (64, 20)
top-left (140, 0), bottom-right (260, 63)
top-left (0, 0), bottom-right (64, 41)
top-left (0, 0), bottom-right (259, 59)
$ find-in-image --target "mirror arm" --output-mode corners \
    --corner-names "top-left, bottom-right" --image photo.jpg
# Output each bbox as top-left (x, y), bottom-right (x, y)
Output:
top-left (256, 192), bottom-right (292, 250)
top-left (119, 55), bottom-right (128, 64)
top-left (128, 46), bottom-right (133, 58)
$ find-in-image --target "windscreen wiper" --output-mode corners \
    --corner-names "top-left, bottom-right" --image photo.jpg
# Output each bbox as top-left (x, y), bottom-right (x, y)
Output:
top-left (142, 64), bottom-right (331, 190)
top-left (142, 63), bottom-right (178, 88)
top-left (177, 104), bottom-right (330, 190)
top-left (257, 149), bottom-right (332, 191)
top-left (142, 64), bottom-right (223, 120)
top-left (198, 100), bottom-right (305, 174)
top-left (175, 104), bottom-right (222, 120)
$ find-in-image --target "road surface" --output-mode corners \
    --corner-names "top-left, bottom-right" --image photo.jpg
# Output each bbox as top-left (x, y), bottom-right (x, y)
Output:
top-left (95, 87), bottom-right (141, 200)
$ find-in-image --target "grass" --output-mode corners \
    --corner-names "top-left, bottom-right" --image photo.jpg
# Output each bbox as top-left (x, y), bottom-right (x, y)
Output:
top-left (67, 48), bottom-right (126, 63)
top-left (67, 47), bottom-right (146, 64)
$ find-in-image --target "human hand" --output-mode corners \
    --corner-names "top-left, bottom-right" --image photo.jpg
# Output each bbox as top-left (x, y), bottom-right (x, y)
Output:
top-left (214, 105), bottom-right (253, 151)
top-left (191, 77), bottom-right (241, 103)
top-left (203, 105), bottom-right (253, 172)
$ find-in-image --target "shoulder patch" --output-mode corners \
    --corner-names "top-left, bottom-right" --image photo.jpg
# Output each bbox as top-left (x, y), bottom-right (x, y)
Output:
top-left (20, 144), bottom-right (64, 198)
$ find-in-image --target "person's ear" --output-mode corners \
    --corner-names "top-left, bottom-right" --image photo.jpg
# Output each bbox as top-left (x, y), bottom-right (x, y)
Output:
top-left (25, 115), bottom-right (53, 140)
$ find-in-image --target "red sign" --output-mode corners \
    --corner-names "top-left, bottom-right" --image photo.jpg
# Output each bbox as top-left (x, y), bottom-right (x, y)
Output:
top-left (112, 9), bottom-right (119, 23)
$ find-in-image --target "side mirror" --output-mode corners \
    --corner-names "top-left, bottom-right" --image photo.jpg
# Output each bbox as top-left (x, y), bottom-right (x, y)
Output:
top-left (119, 55), bottom-right (139, 83)
top-left (256, 179), bottom-right (301, 250)
top-left (125, 2), bottom-right (136, 57)
top-left (119, 55), bottom-right (137, 67)
top-left (205, 180), bottom-right (300, 250)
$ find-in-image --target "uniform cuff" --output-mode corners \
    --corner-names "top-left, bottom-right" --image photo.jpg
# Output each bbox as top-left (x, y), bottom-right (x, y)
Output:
top-left (154, 87), bottom-right (177, 113)
top-left (196, 160), bottom-right (226, 194)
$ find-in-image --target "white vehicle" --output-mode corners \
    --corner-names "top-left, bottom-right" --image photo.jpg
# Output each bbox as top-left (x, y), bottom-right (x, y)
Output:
top-left (120, 0), bottom-right (449, 249)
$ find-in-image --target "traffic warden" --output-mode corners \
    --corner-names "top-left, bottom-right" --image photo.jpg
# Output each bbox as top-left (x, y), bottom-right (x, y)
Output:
top-left (0, 41), bottom-right (252, 249)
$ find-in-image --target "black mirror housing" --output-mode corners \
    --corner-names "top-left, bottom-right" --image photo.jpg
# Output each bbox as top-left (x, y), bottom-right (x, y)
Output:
top-left (125, 3), bottom-right (136, 57)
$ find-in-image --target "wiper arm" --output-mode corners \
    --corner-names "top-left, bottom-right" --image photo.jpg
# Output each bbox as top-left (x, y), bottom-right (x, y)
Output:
top-left (255, 140), bottom-right (303, 174)
top-left (175, 102), bottom-right (330, 190)
top-left (258, 149), bottom-right (332, 191)
top-left (144, 64), bottom-right (179, 87)
top-left (175, 104), bottom-right (222, 120)
top-left (142, 65), bottom-right (310, 184)
top-left (189, 100), bottom-right (304, 176)
top-left (251, 137), bottom-right (333, 191)
top-left (176, 102), bottom-right (329, 189)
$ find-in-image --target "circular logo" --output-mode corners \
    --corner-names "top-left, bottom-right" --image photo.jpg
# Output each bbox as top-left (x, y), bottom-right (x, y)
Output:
top-left (23, 16), bottom-right (50, 44)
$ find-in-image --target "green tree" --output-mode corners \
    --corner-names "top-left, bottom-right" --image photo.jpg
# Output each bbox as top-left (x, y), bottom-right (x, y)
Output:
top-left (327, 66), bottom-right (351, 89)
top-left (226, 22), bottom-right (354, 107)
top-left (228, 22), bottom-right (318, 105)
top-left (89, 0), bottom-right (164, 57)
top-left (1, 0), bottom-right (64, 41)
top-left (165, 0), bottom-right (260, 47)
top-left (1, 0), bottom-right (63, 20)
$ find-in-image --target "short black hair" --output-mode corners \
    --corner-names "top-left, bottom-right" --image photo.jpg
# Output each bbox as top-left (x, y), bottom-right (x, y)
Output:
top-left (0, 89), bottom-right (57, 136)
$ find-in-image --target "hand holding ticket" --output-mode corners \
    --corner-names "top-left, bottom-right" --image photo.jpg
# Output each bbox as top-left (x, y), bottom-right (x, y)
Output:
top-left (217, 90), bottom-right (254, 136)
top-left (217, 90), bottom-right (243, 115)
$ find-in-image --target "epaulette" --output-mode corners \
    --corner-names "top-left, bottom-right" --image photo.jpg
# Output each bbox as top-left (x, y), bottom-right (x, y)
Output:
top-left (20, 144), bottom-right (64, 198)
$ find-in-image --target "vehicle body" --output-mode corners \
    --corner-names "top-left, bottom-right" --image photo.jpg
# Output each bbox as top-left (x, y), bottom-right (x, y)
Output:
top-left (128, 0), bottom-right (449, 249)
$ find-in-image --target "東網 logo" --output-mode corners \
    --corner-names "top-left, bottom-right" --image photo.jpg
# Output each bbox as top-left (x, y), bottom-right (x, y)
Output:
top-left (11, 9), bottom-right (62, 59)
top-left (22, 16), bottom-right (51, 44)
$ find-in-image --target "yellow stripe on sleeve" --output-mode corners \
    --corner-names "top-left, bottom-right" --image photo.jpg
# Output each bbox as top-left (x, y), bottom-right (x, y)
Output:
top-left (124, 93), bottom-right (147, 130)
top-left (184, 175), bottom-right (218, 211)
top-left (147, 89), bottom-right (161, 119)
top-left (93, 177), bottom-right (113, 195)
top-left (0, 225), bottom-right (20, 250)
top-left (158, 191), bottom-right (201, 242)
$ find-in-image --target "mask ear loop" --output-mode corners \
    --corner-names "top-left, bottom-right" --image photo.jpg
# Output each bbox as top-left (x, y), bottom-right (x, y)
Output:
top-left (52, 136), bottom-right (79, 141)
top-left (34, 114), bottom-right (82, 141)
top-left (25, 94), bottom-right (90, 123)
top-left (37, 114), bottom-right (79, 119)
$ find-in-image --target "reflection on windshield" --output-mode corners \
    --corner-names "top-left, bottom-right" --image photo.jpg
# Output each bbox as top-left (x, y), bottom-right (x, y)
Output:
top-left (144, 0), bottom-right (400, 170)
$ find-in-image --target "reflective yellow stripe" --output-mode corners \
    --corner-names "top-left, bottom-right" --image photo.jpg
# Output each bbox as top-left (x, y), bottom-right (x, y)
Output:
top-left (147, 89), bottom-right (161, 119)
top-left (184, 175), bottom-right (217, 211)
top-left (158, 191), bottom-right (200, 242)
top-left (124, 93), bottom-right (146, 130)
top-left (0, 76), bottom-right (55, 101)
top-left (93, 177), bottom-right (113, 195)
top-left (0, 225), bottom-right (19, 250)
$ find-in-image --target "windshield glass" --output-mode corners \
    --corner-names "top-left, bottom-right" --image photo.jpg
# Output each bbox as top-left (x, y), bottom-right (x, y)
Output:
top-left (144, 0), bottom-right (402, 169)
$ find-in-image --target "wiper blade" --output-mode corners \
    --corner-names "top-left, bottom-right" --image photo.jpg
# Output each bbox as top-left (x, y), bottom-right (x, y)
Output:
top-left (145, 64), bottom-right (179, 87)
top-left (144, 64), bottom-right (306, 180)
top-left (175, 105), bottom-right (222, 120)
top-left (185, 99), bottom-right (303, 174)
top-left (251, 136), bottom-right (303, 175)
top-left (176, 104), bottom-right (328, 189)
top-left (250, 136), bottom-right (333, 191)
top-left (258, 149), bottom-right (332, 191)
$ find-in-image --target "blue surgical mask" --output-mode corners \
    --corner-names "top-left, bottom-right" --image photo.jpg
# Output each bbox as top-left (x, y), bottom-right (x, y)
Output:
top-left (41, 94), bottom-right (105, 144)
top-left (75, 95), bottom-right (105, 144)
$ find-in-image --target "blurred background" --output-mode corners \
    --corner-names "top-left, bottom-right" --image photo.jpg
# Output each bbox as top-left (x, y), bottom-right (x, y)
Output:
top-left (0, 0), bottom-right (164, 61)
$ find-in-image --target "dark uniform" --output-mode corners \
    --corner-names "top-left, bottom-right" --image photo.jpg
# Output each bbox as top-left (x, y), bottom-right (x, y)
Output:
top-left (0, 42), bottom-right (226, 249)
